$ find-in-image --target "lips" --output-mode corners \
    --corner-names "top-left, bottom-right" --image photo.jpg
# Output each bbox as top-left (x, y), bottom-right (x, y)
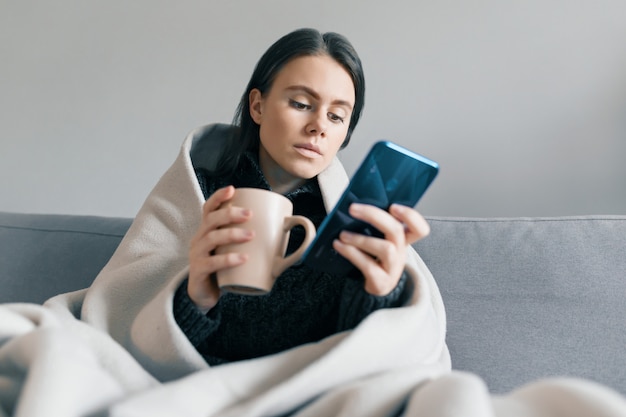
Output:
top-left (294, 143), bottom-right (322, 158)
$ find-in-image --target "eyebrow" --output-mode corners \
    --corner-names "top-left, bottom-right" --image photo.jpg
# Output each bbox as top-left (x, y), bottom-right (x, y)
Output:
top-left (285, 85), bottom-right (354, 110)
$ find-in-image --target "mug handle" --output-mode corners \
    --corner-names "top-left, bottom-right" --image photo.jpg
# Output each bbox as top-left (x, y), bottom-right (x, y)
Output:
top-left (272, 215), bottom-right (316, 278)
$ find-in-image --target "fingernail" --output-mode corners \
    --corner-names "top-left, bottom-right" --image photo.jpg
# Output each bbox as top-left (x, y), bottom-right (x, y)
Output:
top-left (350, 203), bottom-right (363, 214)
top-left (340, 231), bottom-right (354, 242)
top-left (391, 204), bottom-right (405, 214)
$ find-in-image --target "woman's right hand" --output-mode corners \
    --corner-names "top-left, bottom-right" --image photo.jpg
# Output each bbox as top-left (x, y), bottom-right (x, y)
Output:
top-left (187, 186), bottom-right (254, 312)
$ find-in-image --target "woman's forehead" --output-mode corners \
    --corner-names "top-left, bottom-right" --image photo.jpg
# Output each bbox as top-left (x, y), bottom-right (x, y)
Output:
top-left (272, 55), bottom-right (355, 105)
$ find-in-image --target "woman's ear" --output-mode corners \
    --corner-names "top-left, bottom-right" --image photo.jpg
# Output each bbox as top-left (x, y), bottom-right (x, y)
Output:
top-left (249, 89), bottom-right (264, 125)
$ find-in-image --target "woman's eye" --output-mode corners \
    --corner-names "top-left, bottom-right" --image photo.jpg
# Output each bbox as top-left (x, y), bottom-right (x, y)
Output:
top-left (328, 113), bottom-right (345, 123)
top-left (289, 99), bottom-right (310, 110)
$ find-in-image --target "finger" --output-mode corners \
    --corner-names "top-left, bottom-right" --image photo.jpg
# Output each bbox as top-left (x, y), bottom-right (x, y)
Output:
top-left (193, 251), bottom-right (249, 277)
top-left (198, 186), bottom-right (239, 233)
top-left (338, 230), bottom-right (406, 281)
top-left (188, 249), bottom-right (250, 310)
top-left (389, 204), bottom-right (430, 244)
top-left (332, 239), bottom-right (400, 296)
top-left (203, 185), bottom-right (236, 217)
top-left (203, 204), bottom-right (253, 239)
top-left (348, 204), bottom-right (406, 245)
top-left (191, 227), bottom-right (255, 259)
top-left (195, 195), bottom-right (253, 241)
top-left (194, 186), bottom-right (237, 240)
top-left (332, 238), bottom-right (384, 277)
top-left (337, 230), bottom-right (394, 268)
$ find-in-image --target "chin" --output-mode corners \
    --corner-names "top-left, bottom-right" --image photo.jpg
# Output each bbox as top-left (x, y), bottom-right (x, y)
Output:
top-left (292, 161), bottom-right (328, 180)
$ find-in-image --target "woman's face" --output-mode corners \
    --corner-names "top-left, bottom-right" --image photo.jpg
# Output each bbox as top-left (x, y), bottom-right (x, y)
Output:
top-left (249, 54), bottom-right (355, 191)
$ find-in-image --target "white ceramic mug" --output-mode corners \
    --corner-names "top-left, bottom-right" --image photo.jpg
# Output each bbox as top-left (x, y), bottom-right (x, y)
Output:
top-left (215, 188), bottom-right (316, 295)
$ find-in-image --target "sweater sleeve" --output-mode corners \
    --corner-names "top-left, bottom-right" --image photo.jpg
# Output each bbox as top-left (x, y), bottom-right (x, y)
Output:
top-left (337, 270), bottom-right (414, 331)
top-left (173, 279), bottom-right (222, 347)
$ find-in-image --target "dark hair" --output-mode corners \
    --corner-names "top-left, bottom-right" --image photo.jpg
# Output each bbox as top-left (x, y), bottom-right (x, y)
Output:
top-left (215, 28), bottom-right (366, 175)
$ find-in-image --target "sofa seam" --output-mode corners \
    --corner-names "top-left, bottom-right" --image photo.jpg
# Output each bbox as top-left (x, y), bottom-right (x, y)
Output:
top-left (424, 216), bottom-right (626, 223)
top-left (0, 224), bottom-right (127, 238)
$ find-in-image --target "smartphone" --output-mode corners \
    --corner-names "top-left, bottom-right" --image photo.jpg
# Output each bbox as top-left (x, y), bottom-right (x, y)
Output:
top-left (302, 140), bottom-right (439, 275)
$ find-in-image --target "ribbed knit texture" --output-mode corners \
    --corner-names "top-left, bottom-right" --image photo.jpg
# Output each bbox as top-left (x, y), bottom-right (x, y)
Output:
top-left (173, 152), bottom-right (411, 365)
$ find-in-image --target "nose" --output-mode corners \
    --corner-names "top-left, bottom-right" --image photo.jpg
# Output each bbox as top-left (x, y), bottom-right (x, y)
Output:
top-left (306, 111), bottom-right (328, 137)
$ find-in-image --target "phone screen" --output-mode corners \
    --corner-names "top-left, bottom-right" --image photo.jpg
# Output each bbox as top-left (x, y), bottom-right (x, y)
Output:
top-left (302, 141), bottom-right (439, 275)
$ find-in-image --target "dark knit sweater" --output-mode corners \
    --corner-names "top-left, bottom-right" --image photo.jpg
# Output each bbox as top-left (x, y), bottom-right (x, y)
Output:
top-left (173, 152), bottom-right (413, 366)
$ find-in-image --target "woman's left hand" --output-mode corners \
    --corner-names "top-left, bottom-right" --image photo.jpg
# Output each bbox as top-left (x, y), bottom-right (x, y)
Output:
top-left (332, 203), bottom-right (430, 296)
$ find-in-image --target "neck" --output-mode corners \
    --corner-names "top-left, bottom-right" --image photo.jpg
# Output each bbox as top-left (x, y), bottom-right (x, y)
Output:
top-left (262, 163), bottom-right (306, 195)
top-left (258, 148), bottom-right (305, 195)
top-left (270, 178), bottom-right (306, 195)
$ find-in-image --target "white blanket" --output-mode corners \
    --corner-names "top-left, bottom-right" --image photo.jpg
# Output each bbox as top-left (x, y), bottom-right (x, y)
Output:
top-left (1, 125), bottom-right (625, 417)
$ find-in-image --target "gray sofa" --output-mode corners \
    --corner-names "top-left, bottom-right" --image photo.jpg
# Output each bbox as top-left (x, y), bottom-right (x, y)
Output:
top-left (1, 211), bottom-right (625, 395)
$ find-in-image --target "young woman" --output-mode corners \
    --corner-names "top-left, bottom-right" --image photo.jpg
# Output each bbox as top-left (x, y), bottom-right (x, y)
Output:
top-left (173, 28), bottom-right (432, 366)
top-left (40, 27), bottom-right (448, 411)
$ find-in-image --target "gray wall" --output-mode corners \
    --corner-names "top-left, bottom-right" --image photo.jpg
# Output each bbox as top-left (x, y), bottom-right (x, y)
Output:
top-left (2, 1), bottom-right (625, 218)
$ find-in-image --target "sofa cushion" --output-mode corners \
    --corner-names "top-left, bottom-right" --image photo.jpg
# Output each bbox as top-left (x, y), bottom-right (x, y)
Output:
top-left (415, 216), bottom-right (626, 395)
top-left (0, 211), bottom-right (131, 304)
